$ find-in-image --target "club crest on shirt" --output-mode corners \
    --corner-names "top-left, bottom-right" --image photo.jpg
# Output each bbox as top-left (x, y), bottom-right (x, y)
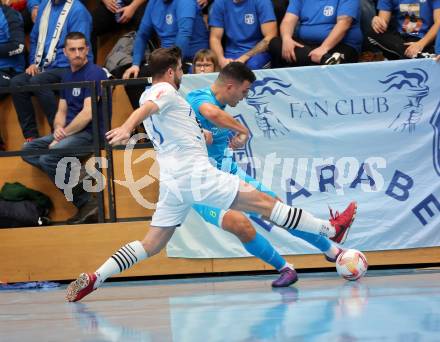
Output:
top-left (244, 14), bottom-right (255, 25)
top-left (323, 6), bottom-right (334, 16)
top-left (166, 14), bottom-right (173, 25)
top-left (72, 88), bottom-right (81, 97)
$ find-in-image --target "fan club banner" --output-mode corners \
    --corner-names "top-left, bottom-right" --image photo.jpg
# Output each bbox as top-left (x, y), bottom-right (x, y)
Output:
top-left (167, 59), bottom-right (440, 258)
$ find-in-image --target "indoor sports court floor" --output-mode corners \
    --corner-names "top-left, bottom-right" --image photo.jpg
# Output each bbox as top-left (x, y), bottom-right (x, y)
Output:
top-left (1, 268), bottom-right (440, 341)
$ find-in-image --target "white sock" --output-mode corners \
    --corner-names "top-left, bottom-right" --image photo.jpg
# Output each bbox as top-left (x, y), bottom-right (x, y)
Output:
top-left (270, 201), bottom-right (336, 237)
top-left (279, 262), bottom-right (294, 272)
top-left (325, 245), bottom-right (341, 259)
top-left (94, 240), bottom-right (147, 289)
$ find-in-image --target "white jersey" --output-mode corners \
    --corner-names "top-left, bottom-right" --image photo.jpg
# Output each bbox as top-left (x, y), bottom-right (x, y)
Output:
top-left (138, 83), bottom-right (240, 228)
top-left (140, 82), bottom-right (207, 156)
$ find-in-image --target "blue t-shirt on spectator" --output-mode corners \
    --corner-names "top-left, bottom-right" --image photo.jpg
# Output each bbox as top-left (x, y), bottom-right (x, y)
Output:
top-left (133, 0), bottom-right (208, 64)
top-left (287, 0), bottom-right (363, 52)
top-left (208, 0), bottom-right (276, 57)
top-left (377, 0), bottom-right (440, 39)
top-left (0, 5), bottom-right (25, 73)
top-left (60, 62), bottom-right (108, 137)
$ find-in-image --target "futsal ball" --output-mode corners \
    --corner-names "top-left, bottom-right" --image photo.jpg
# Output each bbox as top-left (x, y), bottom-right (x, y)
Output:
top-left (336, 249), bottom-right (368, 281)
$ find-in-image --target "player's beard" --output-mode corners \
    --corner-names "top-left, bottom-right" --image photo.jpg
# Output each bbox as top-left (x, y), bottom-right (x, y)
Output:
top-left (174, 74), bottom-right (181, 90)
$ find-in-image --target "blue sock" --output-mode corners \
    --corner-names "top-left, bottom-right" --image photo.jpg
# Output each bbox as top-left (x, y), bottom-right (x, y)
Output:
top-left (290, 230), bottom-right (332, 252)
top-left (242, 232), bottom-right (286, 270)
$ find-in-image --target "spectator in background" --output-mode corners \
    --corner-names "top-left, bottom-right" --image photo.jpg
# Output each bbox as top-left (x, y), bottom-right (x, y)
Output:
top-left (91, 0), bottom-right (147, 63)
top-left (269, 0), bottom-right (362, 68)
top-left (22, 32), bottom-right (107, 225)
top-left (10, 0), bottom-right (92, 142)
top-left (209, 0), bottom-right (277, 70)
top-left (192, 48), bottom-right (219, 73)
top-left (122, 0), bottom-right (209, 109)
top-left (0, 1), bottom-right (25, 150)
top-left (27, 0), bottom-right (87, 24)
top-left (269, 0), bottom-right (362, 67)
top-left (367, 0), bottom-right (440, 59)
top-left (3, 0), bottom-right (33, 33)
top-left (0, 1), bottom-right (25, 96)
top-left (272, 0), bottom-right (289, 27)
top-left (27, 0), bottom-right (40, 23)
top-left (360, 0), bottom-right (378, 38)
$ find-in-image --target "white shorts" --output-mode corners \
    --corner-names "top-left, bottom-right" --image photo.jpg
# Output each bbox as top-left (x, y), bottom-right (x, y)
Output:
top-left (151, 153), bottom-right (240, 227)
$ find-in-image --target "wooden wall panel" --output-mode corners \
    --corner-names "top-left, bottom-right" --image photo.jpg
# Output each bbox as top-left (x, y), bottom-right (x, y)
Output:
top-left (0, 221), bottom-right (439, 283)
top-left (0, 222), bottom-right (211, 283)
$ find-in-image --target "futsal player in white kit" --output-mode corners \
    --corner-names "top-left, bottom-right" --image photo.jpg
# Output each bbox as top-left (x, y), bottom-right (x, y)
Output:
top-left (66, 47), bottom-right (357, 302)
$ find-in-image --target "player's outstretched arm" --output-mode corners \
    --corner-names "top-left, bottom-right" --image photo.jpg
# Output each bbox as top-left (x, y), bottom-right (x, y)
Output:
top-left (199, 103), bottom-right (248, 136)
top-left (106, 100), bottom-right (159, 145)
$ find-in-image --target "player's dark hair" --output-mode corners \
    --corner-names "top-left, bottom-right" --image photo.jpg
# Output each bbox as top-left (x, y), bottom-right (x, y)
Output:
top-left (64, 32), bottom-right (88, 46)
top-left (218, 62), bottom-right (256, 84)
top-left (148, 46), bottom-right (182, 79)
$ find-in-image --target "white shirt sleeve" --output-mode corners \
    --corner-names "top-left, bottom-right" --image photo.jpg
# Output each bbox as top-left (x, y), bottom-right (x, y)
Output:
top-left (139, 83), bottom-right (176, 114)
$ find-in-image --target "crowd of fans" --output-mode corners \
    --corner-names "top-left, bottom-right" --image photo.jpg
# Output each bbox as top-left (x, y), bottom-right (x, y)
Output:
top-left (0, 0), bottom-right (439, 223)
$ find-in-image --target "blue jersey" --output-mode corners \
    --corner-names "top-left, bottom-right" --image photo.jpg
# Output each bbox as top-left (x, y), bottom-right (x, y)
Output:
top-left (287, 0), bottom-right (363, 52)
top-left (377, 0), bottom-right (440, 38)
top-left (209, 0), bottom-right (276, 57)
top-left (60, 62), bottom-right (108, 136)
top-left (133, 0), bottom-right (208, 64)
top-left (186, 87), bottom-right (233, 168)
top-left (0, 5), bottom-right (25, 73)
top-left (30, 0), bottom-right (93, 68)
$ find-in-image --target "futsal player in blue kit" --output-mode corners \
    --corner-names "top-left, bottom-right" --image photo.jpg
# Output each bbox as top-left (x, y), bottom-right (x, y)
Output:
top-left (186, 62), bottom-right (351, 287)
top-left (209, 0), bottom-right (277, 70)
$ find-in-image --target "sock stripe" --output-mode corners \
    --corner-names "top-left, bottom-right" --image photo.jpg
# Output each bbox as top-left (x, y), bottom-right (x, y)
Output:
top-left (116, 250), bottom-right (131, 269)
top-left (126, 243), bottom-right (137, 256)
top-left (287, 208), bottom-right (297, 228)
top-left (121, 246), bottom-right (136, 263)
top-left (283, 208), bottom-right (292, 227)
top-left (126, 245), bottom-right (138, 262)
top-left (293, 208), bottom-right (303, 228)
top-left (113, 253), bottom-right (128, 270)
top-left (111, 255), bottom-right (123, 272)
